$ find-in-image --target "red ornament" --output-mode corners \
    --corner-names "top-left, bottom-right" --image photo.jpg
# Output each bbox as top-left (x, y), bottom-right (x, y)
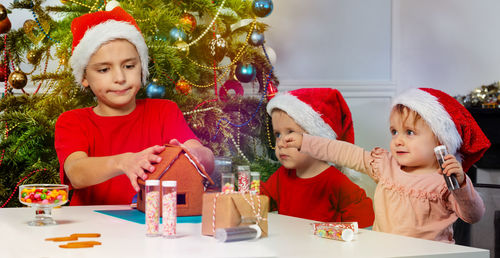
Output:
top-left (219, 80), bottom-right (244, 102)
top-left (0, 16), bottom-right (11, 34)
top-left (266, 81), bottom-right (278, 101)
top-left (175, 79), bottom-right (192, 95)
top-left (179, 13), bottom-right (196, 33)
top-left (0, 65), bottom-right (9, 82)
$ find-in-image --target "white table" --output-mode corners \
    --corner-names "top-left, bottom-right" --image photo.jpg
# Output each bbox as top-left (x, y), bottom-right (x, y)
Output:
top-left (0, 205), bottom-right (489, 258)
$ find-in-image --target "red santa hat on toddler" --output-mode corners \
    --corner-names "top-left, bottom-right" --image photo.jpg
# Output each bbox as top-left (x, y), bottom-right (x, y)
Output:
top-left (69, 6), bottom-right (149, 86)
top-left (392, 88), bottom-right (490, 172)
top-left (266, 88), bottom-right (354, 144)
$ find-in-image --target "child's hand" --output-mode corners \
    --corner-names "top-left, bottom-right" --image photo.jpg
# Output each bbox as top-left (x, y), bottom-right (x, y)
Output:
top-left (283, 132), bottom-right (303, 150)
top-left (121, 145), bottom-right (166, 191)
top-left (438, 154), bottom-right (465, 186)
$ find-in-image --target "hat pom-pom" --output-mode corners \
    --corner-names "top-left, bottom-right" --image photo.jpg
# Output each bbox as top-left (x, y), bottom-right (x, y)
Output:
top-left (105, 0), bottom-right (121, 11)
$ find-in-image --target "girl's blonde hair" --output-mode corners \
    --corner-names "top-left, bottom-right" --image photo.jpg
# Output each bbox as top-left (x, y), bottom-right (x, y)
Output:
top-left (391, 104), bottom-right (423, 128)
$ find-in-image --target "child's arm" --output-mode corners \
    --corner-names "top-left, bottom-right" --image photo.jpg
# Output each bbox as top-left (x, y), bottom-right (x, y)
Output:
top-left (285, 133), bottom-right (373, 175)
top-left (64, 145), bottom-right (166, 191)
top-left (441, 155), bottom-right (485, 223)
top-left (169, 139), bottom-right (214, 175)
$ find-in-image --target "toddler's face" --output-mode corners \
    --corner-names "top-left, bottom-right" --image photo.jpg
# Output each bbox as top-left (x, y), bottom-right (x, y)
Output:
top-left (389, 110), bottom-right (440, 172)
top-left (271, 110), bottom-right (317, 170)
top-left (82, 39), bottom-right (142, 116)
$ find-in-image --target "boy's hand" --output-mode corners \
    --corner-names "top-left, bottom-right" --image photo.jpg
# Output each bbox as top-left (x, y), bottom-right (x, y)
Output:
top-left (120, 145), bottom-right (166, 191)
top-left (283, 132), bottom-right (303, 150)
top-left (438, 154), bottom-right (465, 186)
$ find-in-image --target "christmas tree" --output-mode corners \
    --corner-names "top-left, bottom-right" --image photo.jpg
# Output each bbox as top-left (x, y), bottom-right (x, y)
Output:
top-left (0, 0), bottom-right (280, 207)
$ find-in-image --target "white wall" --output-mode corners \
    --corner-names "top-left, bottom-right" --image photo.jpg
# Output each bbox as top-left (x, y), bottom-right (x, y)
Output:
top-left (396, 0), bottom-right (500, 96)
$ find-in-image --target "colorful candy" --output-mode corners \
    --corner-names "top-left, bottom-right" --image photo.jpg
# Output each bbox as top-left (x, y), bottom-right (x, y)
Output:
top-left (221, 183), bottom-right (235, 193)
top-left (237, 166), bottom-right (251, 192)
top-left (238, 172), bottom-right (250, 192)
top-left (20, 188), bottom-right (67, 205)
top-left (162, 180), bottom-right (177, 238)
top-left (311, 222), bottom-right (356, 241)
top-left (311, 222), bottom-right (358, 234)
top-left (250, 172), bottom-right (261, 194)
top-left (145, 180), bottom-right (161, 237)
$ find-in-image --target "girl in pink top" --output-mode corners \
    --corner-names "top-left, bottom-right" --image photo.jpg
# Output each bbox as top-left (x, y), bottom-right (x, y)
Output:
top-left (283, 88), bottom-right (490, 243)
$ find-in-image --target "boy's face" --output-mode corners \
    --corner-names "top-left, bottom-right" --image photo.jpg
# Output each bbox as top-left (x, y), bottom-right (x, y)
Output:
top-left (82, 39), bottom-right (142, 116)
top-left (389, 110), bottom-right (440, 171)
top-left (271, 110), bottom-right (318, 170)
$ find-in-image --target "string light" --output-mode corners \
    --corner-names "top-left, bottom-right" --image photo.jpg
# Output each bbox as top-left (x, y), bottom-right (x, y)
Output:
top-left (182, 106), bottom-right (222, 116)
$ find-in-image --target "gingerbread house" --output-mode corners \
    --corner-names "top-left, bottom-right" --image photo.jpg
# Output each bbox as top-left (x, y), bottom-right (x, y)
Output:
top-left (137, 144), bottom-right (214, 216)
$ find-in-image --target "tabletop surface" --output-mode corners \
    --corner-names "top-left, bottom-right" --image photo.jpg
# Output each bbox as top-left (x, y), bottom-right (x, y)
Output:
top-left (0, 205), bottom-right (489, 258)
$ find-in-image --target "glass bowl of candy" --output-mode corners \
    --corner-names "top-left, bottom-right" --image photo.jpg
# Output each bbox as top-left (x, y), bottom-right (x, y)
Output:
top-left (19, 184), bottom-right (69, 226)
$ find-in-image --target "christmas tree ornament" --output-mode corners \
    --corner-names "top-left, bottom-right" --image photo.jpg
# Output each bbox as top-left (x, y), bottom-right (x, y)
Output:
top-left (179, 13), bottom-right (197, 33)
top-left (252, 0), bottom-right (273, 18)
top-left (0, 4), bottom-right (7, 21)
top-left (26, 50), bottom-right (38, 64)
top-left (209, 34), bottom-right (227, 63)
top-left (146, 80), bottom-right (166, 99)
top-left (219, 80), bottom-right (244, 102)
top-left (174, 39), bottom-right (189, 56)
top-left (235, 63), bottom-right (256, 83)
top-left (60, 0), bottom-right (69, 4)
top-left (59, 53), bottom-right (68, 67)
top-left (248, 30), bottom-right (265, 46)
top-left (23, 19), bottom-right (49, 44)
top-left (175, 79), bottom-right (192, 95)
top-left (8, 69), bottom-right (28, 89)
top-left (0, 65), bottom-right (9, 82)
top-left (105, 0), bottom-right (121, 11)
top-left (169, 27), bottom-right (187, 43)
top-left (0, 16), bottom-right (11, 34)
top-left (266, 80), bottom-right (277, 101)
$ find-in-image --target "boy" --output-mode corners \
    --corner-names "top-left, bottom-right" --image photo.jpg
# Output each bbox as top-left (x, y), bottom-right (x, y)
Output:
top-left (55, 7), bottom-right (214, 205)
top-left (262, 88), bottom-right (374, 227)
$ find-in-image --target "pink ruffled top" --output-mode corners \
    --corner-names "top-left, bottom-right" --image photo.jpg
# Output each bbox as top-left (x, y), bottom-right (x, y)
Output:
top-left (301, 134), bottom-right (485, 243)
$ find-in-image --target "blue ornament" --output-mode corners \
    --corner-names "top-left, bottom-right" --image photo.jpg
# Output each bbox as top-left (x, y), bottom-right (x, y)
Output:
top-left (248, 30), bottom-right (265, 46)
top-left (146, 82), bottom-right (166, 98)
top-left (169, 28), bottom-right (187, 43)
top-left (252, 0), bottom-right (273, 18)
top-left (235, 63), bottom-right (257, 83)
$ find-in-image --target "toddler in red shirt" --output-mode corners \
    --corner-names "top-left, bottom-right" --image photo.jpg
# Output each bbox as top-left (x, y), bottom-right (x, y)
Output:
top-left (261, 88), bottom-right (374, 227)
top-left (55, 7), bottom-right (214, 205)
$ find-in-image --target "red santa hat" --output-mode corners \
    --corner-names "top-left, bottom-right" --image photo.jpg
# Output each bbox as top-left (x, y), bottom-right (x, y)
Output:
top-left (266, 88), bottom-right (354, 144)
top-left (69, 6), bottom-right (149, 86)
top-left (392, 88), bottom-right (490, 172)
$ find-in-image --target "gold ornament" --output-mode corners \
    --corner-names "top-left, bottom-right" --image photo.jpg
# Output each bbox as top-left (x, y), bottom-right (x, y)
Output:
top-left (58, 52), bottom-right (69, 67)
top-left (26, 50), bottom-right (38, 64)
top-left (8, 69), bottom-right (28, 89)
top-left (23, 19), bottom-right (50, 44)
top-left (60, 0), bottom-right (69, 4)
top-left (0, 4), bottom-right (7, 21)
top-left (174, 39), bottom-right (189, 56)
